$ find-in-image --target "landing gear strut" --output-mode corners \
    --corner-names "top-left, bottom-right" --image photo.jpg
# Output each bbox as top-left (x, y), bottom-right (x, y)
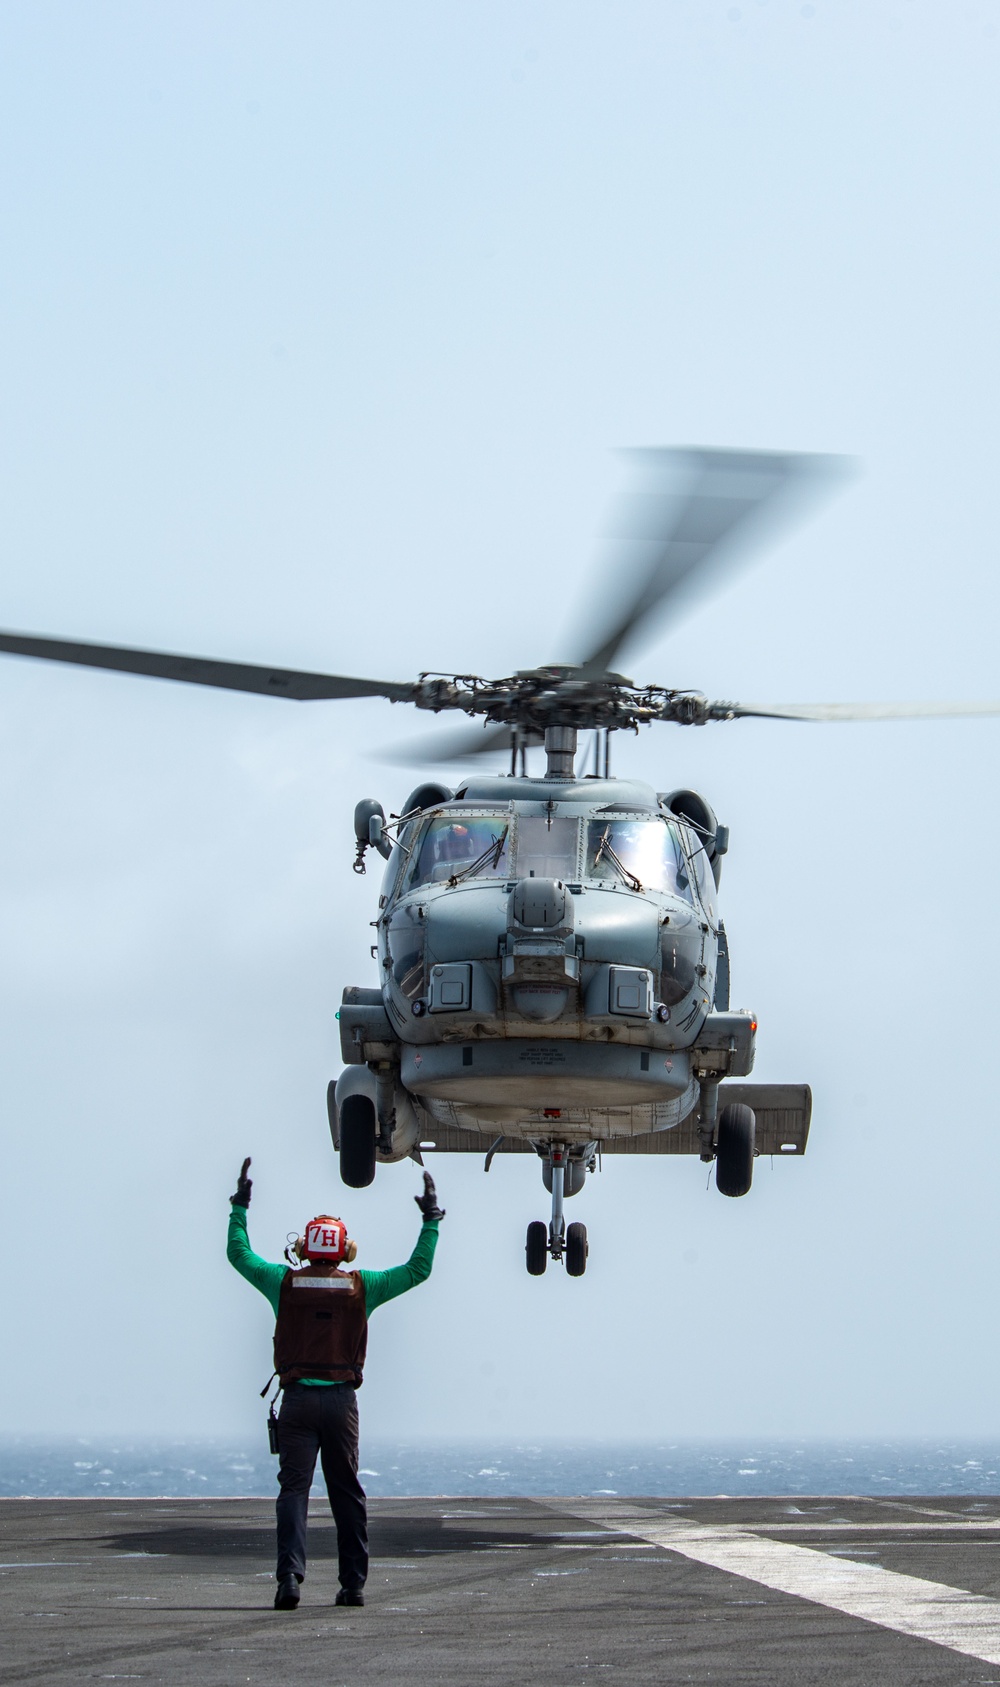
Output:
top-left (524, 1144), bottom-right (589, 1277)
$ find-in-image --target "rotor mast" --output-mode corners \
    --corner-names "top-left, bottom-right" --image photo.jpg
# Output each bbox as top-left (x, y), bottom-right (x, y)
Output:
top-left (543, 725), bottom-right (577, 778)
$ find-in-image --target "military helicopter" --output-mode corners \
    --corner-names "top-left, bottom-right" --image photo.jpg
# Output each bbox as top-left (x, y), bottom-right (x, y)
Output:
top-left (4, 448), bottom-right (998, 1277)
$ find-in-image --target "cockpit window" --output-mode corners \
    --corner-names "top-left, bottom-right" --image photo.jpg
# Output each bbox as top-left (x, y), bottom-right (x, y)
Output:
top-left (514, 816), bottom-right (579, 881)
top-left (409, 815), bottom-right (510, 886)
top-left (585, 818), bottom-right (695, 901)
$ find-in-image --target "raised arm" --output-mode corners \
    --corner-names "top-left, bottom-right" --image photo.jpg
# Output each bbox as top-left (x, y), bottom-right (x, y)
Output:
top-left (226, 1156), bottom-right (286, 1316)
top-left (360, 1173), bottom-right (445, 1315)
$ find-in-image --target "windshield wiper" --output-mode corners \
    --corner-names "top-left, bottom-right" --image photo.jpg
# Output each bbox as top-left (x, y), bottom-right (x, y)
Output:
top-left (450, 826), bottom-right (509, 884)
top-left (593, 826), bottom-right (642, 892)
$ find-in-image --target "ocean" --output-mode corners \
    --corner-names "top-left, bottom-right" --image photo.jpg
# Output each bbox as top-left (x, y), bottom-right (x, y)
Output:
top-left (2, 1438), bottom-right (999, 1499)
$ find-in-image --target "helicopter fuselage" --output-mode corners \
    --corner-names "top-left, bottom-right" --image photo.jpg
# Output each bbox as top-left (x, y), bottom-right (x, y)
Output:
top-left (336, 773), bottom-right (756, 1164)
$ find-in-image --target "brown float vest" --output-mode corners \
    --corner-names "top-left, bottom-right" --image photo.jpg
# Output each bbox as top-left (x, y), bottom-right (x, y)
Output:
top-left (273, 1265), bottom-right (368, 1388)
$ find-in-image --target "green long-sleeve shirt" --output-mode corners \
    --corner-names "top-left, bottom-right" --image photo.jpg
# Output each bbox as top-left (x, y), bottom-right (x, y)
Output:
top-left (227, 1203), bottom-right (439, 1386)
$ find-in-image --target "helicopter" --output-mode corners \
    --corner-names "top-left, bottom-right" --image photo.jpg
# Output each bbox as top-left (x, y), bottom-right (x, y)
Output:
top-left (4, 447), bottom-right (999, 1277)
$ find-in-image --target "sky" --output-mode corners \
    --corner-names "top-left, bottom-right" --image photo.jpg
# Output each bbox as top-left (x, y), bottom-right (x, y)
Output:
top-left (1, 0), bottom-right (1000, 1446)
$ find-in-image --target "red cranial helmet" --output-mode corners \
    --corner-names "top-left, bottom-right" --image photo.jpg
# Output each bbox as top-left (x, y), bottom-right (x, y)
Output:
top-left (298, 1215), bottom-right (357, 1265)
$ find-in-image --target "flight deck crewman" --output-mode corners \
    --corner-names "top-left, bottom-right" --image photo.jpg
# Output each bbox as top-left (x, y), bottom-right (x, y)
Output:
top-left (227, 1157), bottom-right (444, 1612)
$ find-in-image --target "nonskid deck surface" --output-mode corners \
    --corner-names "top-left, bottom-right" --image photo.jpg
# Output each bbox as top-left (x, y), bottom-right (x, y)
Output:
top-left (4, 1495), bottom-right (1000, 1684)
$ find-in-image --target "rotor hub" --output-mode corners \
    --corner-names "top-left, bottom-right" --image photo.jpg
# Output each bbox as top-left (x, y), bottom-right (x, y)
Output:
top-left (412, 669), bottom-right (715, 737)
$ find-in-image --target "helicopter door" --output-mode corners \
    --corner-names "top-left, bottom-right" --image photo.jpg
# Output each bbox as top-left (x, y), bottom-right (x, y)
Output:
top-left (515, 817), bottom-right (579, 880)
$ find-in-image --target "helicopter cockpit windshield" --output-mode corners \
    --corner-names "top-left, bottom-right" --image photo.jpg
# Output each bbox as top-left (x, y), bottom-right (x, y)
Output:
top-left (408, 812), bottom-right (582, 890)
top-left (410, 816), bottom-right (511, 886)
top-left (585, 818), bottom-right (700, 905)
top-left (514, 816), bottom-right (578, 880)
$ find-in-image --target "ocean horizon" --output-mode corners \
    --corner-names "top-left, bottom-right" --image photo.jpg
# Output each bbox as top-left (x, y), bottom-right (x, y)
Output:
top-left (2, 1437), bottom-right (999, 1500)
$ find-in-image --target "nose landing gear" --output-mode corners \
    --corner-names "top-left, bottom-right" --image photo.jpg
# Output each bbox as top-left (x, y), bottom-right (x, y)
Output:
top-left (524, 1144), bottom-right (590, 1277)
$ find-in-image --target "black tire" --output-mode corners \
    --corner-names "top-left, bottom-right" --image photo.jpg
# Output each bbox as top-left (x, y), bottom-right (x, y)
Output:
top-left (565, 1221), bottom-right (589, 1277)
top-left (716, 1102), bottom-right (755, 1198)
top-left (327, 1080), bottom-right (339, 1149)
top-left (339, 1094), bottom-right (377, 1188)
top-left (525, 1220), bottom-right (548, 1275)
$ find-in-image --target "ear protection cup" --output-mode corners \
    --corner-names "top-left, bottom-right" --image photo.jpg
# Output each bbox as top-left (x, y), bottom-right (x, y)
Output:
top-left (343, 1238), bottom-right (358, 1263)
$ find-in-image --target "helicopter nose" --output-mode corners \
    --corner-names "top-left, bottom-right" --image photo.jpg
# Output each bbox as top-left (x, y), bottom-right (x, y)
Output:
top-left (506, 878), bottom-right (577, 1023)
top-left (511, 877), bottom-right (572, 931)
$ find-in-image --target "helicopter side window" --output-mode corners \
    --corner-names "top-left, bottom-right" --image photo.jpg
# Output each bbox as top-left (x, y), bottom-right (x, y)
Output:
top-left (513, 817), bottom-right (579, 880)
top-left (585, 818), bottom-right (694, 902)
top-left (378, 819), bottom-right (417, 906)
top-left (685, 834), bottom-right (718, 923)
top-left (409, 816), bottom-right (510, 887)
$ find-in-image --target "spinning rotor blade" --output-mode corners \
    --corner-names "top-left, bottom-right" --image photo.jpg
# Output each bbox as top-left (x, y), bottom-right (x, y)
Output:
top-left (576, 447), bottom-right (850, 675)
top-left (726, 699), bottom-right (1000, 723)
top-left (0, 630), bottom-right (413, 703)
top-left (381, 721), bottom-right (545, 766)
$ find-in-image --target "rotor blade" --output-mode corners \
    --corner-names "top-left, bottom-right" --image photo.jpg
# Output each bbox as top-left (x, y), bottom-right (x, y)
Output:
top-left (726, 700), bottom-right (1000, 723)
top-left (0, 629), bottom-right (413, 703)
top-left (379, 722), bottom-right (544, 766)
top-left (576, 446), bottom-right (852, 675)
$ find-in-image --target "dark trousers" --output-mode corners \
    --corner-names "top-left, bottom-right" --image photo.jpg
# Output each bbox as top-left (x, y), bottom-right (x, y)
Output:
top-left (275, 1382), bottom-right (368, 1590)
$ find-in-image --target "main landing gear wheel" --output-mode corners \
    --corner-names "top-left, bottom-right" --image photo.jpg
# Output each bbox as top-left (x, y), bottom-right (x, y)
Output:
top-left (339, 1094), bottom-right (377, 1188)
top-left (715, 1102), bottom-right (755, 1198)
top-left (525, 1220), bottom-right (548, 1275)
top-left (565, 1222), bottom-right (589, 1277)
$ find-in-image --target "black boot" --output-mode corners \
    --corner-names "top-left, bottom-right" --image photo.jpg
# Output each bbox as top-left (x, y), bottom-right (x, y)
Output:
top-left (335, 1587), bottom-right (365, 1607)
top-left (274, 1574), bottom-right (300, 1610)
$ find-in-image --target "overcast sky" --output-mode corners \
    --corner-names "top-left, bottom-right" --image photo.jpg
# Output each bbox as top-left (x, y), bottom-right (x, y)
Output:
top-left (2, 0), bottom-right (1000, 1446)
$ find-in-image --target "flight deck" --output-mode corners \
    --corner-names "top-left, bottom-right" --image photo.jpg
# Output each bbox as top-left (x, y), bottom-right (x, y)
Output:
top-left (4, 1494), bottom-right (1000, 1684)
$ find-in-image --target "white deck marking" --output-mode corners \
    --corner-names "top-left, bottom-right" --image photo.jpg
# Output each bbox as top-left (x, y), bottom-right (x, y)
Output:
top-left (754, 1520), bottom-right (1000, 1533)
top-left (867, 1500), bottom-right (989, 1521)
top-left (0, 1561), bottom-right (83, 1569)
top-left (544, 1500), bottom-right (1000, 1667)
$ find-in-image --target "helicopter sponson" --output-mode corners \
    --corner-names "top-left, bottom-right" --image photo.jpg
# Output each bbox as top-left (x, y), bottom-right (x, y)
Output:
top-left (333, 767), bottom-right (810, 1277)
